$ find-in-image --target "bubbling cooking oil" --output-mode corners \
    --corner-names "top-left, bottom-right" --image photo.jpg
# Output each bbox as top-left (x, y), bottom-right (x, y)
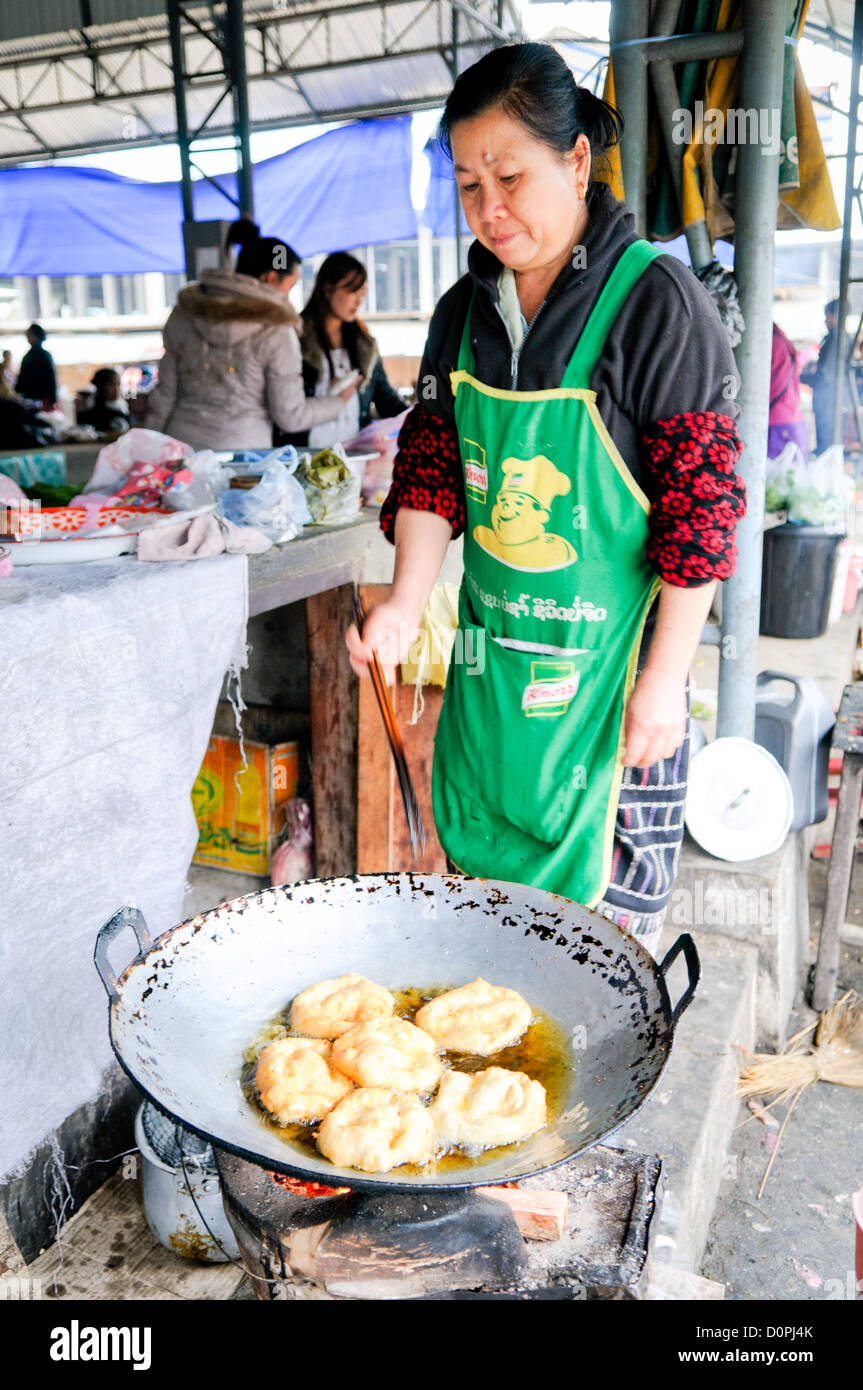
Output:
top-left (241, 985), bottom-right (574, 1175)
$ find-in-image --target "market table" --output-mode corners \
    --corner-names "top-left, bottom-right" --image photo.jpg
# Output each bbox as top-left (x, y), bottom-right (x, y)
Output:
top-left (0, 511), bottom-right (462, 1247)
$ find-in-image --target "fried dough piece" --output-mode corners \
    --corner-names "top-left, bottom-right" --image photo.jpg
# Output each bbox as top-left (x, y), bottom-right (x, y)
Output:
top-left (290, 973), bottom-right (395, 1039)
top-left (331, 1016), bottom-right (442, 1093)
top-left (255, 1037), bottom-right (354, 1124)
top-left (431, 1066), bottom-right (547, 1151)
top-left (317, 1088), bottom-right (435, 1173)
top-left (414, 978), bottom-right (532, 1054)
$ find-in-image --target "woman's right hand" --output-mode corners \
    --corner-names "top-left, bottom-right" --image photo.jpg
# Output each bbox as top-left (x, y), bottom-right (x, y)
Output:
top-left (339, 375), bottom-right (361, 403)
top-left (345, 595), bottom-right (420, 685)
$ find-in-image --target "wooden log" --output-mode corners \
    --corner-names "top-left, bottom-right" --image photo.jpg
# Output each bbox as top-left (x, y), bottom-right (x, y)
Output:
top-left (482, 1187), bottom-right (569, 1242)
top-left (306, 585), bottom-right (358, 877)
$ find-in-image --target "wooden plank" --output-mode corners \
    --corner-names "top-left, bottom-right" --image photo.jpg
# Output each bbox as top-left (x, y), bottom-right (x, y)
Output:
top-left (25, 1173), bottom-right (244, 1302)
top-left (306, 584), bottom-right (358, 877)
top-left (357, 584), bottom-right (394, 871)
top-left (814, 750), bottom-right (863, 1009)
top-left (356, 583), bottom-right (448, 874)
top-left (483, 1187), bottom-right (569, 1241)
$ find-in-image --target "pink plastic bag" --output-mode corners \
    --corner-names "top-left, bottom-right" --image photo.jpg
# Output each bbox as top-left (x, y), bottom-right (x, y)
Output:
top-left (84, 427), bottom-right (193, 498)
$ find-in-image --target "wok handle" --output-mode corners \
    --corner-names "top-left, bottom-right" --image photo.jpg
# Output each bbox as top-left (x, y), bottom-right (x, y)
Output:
top-left (94, 904), bottom-right (152, 1003)
top-left (658, 933), bottom-right (701, 1026)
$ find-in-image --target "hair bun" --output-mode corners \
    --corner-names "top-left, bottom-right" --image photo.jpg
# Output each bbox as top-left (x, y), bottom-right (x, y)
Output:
top-left (226, 217), bottom-right (261, 249)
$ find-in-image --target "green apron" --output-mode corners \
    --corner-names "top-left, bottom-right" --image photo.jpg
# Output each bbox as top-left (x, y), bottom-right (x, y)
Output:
top-left (432, 239), bottom-right (664, 907)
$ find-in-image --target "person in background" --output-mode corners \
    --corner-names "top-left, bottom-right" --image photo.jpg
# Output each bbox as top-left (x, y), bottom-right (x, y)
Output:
top-left (801, 299), bottom-right (858, 454)
top-left (16, 324), bottom-right (57, 408)
top-left (146, 220), bottom-right (357, 451)
top-left (286, 252), bottom-right (405, 450)
top-left (768, 323), bottom-right (808, 461)
top-left (1, 350), bottom-right (16, 392)
top-left (76, 368), bottom-right (130, 435)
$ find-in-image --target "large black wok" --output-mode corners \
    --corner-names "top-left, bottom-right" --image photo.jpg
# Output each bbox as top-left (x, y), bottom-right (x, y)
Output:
top-left (95, 874), bottom-right (698, 1192)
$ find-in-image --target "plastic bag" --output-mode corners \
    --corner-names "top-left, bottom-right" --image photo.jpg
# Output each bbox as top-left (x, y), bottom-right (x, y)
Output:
top-left (765, 440), bottom-right (803, 513)
top-left (344, 409), bottom-right (410, 505)
top-left (217, 447), bottom-right (311, 543)
top-left (84, 427), bottom-right (193, 495)
top-left (400, 583), bottom-right (461, 724)
top-left (298, 445), bottom-right (362, 525)
top-left (162, 449), bottom-right (232, 511)
top-left (786, 444), bottom-right (849, 530)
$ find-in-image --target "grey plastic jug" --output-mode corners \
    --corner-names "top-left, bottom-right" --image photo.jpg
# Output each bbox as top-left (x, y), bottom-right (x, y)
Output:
top-left (754, 671), bottom-right (835, 830)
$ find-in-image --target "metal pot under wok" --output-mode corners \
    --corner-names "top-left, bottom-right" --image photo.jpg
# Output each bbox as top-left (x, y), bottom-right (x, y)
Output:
top-left (95, 874), bottom-right (698, 1192)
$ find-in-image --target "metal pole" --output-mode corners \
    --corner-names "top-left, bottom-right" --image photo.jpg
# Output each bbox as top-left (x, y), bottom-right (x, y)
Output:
top-left (609, 0), bottom-right (650, 236)
top-left (167, 0), bottom-right (194, 237)
top-left (225, 0), bottom-right (255, 218)
top-left (717, 0), bottom-right (787, 740)
top-left (832, 0), bottom-right (863, 447)
top-left (451, 4), bottom-right (462, 277)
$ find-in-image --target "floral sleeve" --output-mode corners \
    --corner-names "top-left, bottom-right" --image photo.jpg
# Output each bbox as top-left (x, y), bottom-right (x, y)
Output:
top-left (641, 410), bottom-right (747, 587)
top-left (380, 404), bottom-right (467, 542)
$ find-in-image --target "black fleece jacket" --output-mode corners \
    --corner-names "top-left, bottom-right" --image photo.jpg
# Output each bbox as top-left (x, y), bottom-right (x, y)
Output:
top-left (416, 182), bottom-right (740, 490)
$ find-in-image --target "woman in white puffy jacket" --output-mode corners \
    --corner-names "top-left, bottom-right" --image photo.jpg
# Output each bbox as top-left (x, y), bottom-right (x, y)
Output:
top-left (146, 220), bottom-right (358, 451)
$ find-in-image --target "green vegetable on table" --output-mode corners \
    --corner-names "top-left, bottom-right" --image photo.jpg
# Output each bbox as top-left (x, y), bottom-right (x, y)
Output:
top-left (301, 449), bottom-right (350, 489)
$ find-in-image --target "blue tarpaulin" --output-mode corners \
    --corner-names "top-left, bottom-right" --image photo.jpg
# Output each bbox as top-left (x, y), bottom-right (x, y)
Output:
top-left (0, 117), bottom-right (417, 275)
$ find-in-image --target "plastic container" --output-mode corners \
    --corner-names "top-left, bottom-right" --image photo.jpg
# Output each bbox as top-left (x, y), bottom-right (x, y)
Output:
top-left (844, 553), bottom-right (863, 612)
top-left (760, 524), bottom-right (844, 638)
top-left (134, 1103), bottom-right (240, 1263)
top-left (754, 671), bottom-right (836, 830)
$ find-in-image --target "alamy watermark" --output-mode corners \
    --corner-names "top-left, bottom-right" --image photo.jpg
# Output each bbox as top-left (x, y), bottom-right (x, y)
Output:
top-left (672, 102), bottom-right (791, 159)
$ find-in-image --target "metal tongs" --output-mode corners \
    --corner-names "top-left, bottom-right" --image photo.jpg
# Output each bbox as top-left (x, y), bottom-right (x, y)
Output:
top-left (353, 586), bottom-right (426, 858)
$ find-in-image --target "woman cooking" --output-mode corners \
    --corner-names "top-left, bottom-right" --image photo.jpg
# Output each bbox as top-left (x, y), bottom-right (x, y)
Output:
top-left (347, 43), bottom-right (746, 959)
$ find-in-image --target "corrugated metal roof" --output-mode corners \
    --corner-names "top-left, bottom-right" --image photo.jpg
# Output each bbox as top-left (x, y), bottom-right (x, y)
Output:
top-left (0, 0), bottom-right (512, 162)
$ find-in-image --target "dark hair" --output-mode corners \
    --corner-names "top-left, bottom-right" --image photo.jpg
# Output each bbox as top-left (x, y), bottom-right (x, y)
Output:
top-left (826, 299), bottom-right (839, 315)
top-left (226, 218), bottom-right (300, 281)
top-left (439, 42), bottom-right (622, 179)
top-left (27, 322), bottom-right (46, 342)
top-left (301, 252), bottom-right (369, 376)
top-left (91, 367), bottom-right (120, 396)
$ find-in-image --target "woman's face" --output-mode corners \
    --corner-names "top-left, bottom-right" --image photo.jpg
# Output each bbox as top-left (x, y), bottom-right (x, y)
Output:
top-left (265, 267), bottom-right (300, 296)
top-left (328, 277), bottom-right (367, 323)
top-left (451, 109), bottom-right (590, 274)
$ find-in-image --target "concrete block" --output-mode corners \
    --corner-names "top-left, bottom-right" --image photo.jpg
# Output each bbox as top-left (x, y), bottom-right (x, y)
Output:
top-left (610, 927), bottom-right (758, 1274)
top-left (669, 831), bottom-right (810, 1048)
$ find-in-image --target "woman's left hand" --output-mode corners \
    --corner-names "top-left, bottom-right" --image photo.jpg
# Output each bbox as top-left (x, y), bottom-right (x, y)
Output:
top-left (623, 668), bottom-right (687, 769)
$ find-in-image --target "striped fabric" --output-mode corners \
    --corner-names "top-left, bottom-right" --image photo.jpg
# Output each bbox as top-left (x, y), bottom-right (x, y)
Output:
top-left (594, 690), bottom-right (692, 959)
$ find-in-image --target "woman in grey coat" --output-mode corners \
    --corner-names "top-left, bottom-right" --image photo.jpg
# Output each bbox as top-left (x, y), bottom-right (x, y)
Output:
top-left (146, 222), bottom-right (357, 451)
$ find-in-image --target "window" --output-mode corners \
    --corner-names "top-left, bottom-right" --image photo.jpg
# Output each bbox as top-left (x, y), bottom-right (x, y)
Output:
top-left (373, 243), bottom-right (419, 313)
top-left (84, 277), bottom-right (106, 316)
top-left (116, 275), bottom-right (146, 315)
top-left (42, 277), bottom-right (75, 318)
top-left (162, 273), bottom-right (184, 309)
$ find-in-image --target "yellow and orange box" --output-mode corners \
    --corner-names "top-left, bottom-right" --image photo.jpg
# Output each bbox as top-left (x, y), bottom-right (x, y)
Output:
top-left (191, 704), bottom-right (305, 876)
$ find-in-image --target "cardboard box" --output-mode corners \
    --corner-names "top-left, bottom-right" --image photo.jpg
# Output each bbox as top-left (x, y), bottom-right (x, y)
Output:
top-left (191, 704), bottom-right (308, 876)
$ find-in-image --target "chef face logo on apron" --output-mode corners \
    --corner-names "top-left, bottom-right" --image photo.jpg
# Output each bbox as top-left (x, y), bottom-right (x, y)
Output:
top-left (472, 453), bottom-right (577, 572)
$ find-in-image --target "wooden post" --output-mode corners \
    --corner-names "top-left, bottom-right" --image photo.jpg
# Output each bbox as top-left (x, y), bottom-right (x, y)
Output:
top-left (813, 750), bottom-right (863, 1010)
top-left (356, 583), bottom-right (448, 873)
top-left (306, 585), bottom-right (358, 877)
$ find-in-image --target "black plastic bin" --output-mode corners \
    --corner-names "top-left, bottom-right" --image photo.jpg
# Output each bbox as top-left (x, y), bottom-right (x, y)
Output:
top-left (760, 524), bottom-right (844, 639)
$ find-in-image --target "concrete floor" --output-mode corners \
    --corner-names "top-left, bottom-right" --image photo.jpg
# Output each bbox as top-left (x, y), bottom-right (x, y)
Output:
top-left (700, 858), bottom-right (863, 1301)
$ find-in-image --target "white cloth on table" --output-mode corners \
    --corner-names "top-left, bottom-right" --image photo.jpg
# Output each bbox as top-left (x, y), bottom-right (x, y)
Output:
top-left (0, 553), bottom-right (248, 1181)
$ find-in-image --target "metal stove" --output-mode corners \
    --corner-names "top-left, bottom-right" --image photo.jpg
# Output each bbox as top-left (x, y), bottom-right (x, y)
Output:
top-left (214, 1143), bottom-right (663, 1301)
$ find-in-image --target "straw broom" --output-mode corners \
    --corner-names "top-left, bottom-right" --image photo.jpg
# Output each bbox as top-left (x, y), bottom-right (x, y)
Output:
top-left (735, 991), bottom-right (863, 1197)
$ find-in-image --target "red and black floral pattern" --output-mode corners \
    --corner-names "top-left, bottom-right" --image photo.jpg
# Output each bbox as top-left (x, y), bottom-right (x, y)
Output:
top-left (381, 404), bottom-right (746, 588)
top-left (380, 405), bottom-right (467, 542)
top-left (641, 411), bottom-right (746, 587)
